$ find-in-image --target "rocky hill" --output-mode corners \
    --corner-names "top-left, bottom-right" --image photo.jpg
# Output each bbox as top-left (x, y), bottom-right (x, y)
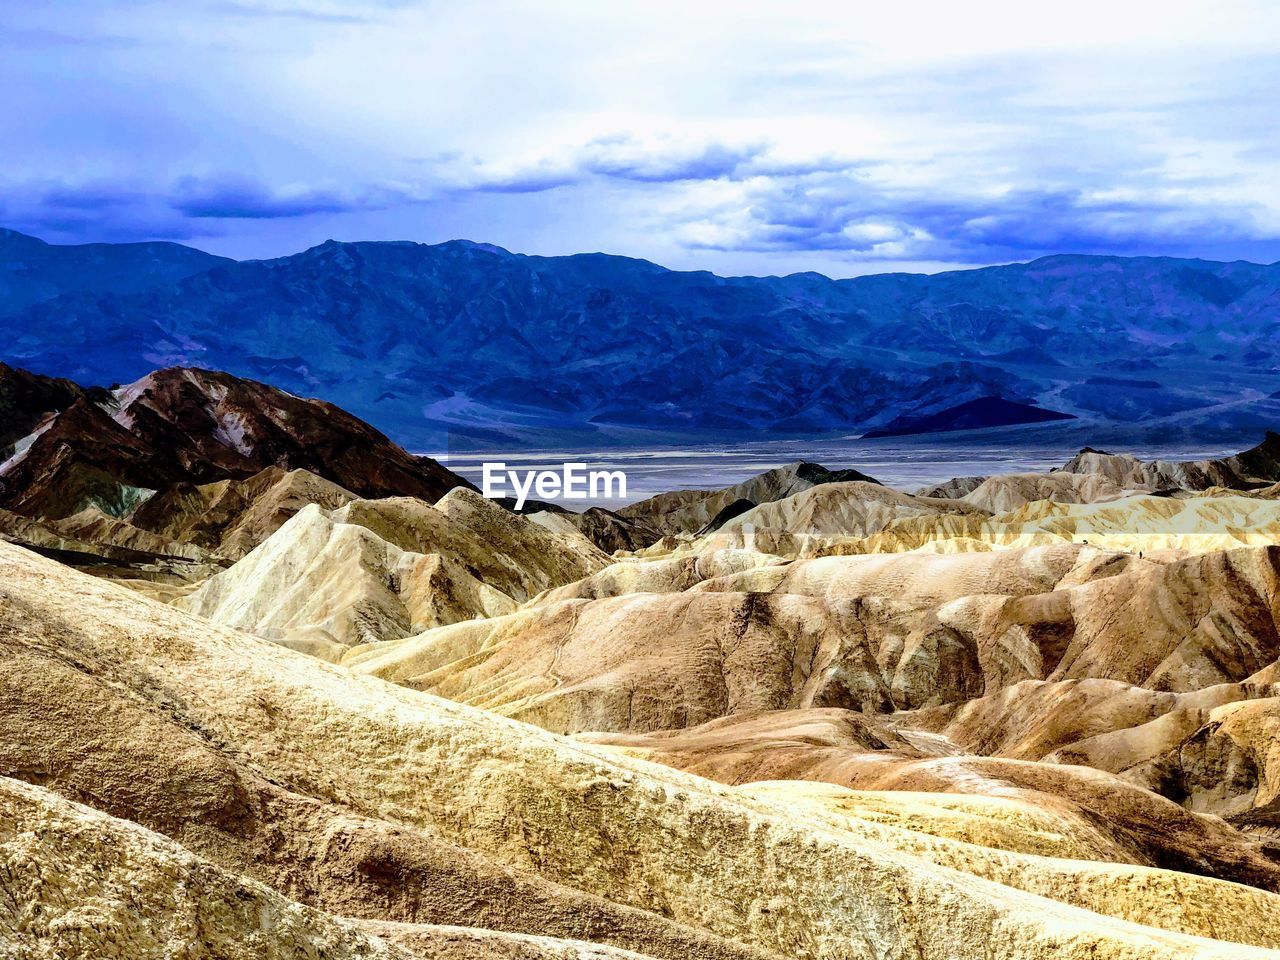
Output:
top-left (0, 363), bottom-right (477, 583)
top-left (9, 538), bottom-right (1280, 958)
top-left (0, 364), bottom-right (470, 522)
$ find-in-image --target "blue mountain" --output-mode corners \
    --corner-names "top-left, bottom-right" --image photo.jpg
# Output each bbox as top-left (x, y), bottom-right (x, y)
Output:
top-left (4, 229), bottom-right (1279, 449)
top-left (0, 228), bottom-right (230, 317)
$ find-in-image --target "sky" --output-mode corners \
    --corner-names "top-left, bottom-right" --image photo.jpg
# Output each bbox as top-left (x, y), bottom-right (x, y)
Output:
top-left (4, 0), bottom-right (1280, 276)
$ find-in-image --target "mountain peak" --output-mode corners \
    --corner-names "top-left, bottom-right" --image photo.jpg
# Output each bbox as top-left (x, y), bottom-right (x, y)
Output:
top-left (0, 227), bottom-right (49, 251)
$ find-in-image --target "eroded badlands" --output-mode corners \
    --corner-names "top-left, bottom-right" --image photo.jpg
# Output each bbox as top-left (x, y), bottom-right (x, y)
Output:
top-left (9, 366), bottom-right (1280, 957)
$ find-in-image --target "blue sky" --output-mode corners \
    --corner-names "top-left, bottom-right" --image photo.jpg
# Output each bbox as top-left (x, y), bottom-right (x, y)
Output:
top-left (4, 0), bottom-right (1279, 276)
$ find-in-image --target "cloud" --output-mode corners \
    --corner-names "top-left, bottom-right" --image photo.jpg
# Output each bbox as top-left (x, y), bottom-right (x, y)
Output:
top-left (3, 2), bottom-right (1279, 271)
top-left (581, 137), bottom-right (766, 183)
top-left (0, 174), bottom-right (424, 247)
top-left (0, 24), bottom-right (140, 47)
top-left (204, 0), bottom-right (411, 24)
top-left (421, 80), bottom-right (1279, 265)
top-left (170, 175), bottom-right (400, 219)
top-left (675, 170), bottom-right (1274, 263)
top-left (461, 165), bottom-right (581, 195)
top-left (0, 182), bottom-right (212, 244)
top-left (449, 135), bottom-right (771, 194)
top-left (7, 154), bottom-right (1273, 269)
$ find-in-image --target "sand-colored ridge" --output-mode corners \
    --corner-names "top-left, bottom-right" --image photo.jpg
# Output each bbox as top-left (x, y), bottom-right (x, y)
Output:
top-left (617, 461), bottom-right (881, 536)
top-left (617, 476), bottom-right (1280, 560)
top-left (352, 542), bottom-right (1280, 727)
top-left (527, 549), bottom-right (788, 606)
top-left (0, 775), bottom-right (416, 960)
top-left (580, 706), bottom-right (1280, 898)
top-left (5, 539), bottom-right (1279, 958)
top-left (358, 922), bottom-right (661, 959)
top-left (528, 507), bottom-right (663, 553)
top-left (707, 480), bottom-right (990, 549)
top-left (130, 465), bottom-right (359, 560)
top-left (16, 417), bottom-right (1280, 959)
top-left (959, 471), bottom-right (1128, 512)
top-left (178, 490), bottom-right (609, 655)
top-left (737, 777), bottom-right (1280, 949)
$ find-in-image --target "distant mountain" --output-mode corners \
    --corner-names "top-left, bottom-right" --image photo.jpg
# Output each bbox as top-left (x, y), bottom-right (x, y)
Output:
top-left (3, 229), bottom-right (1280, 448)
top-left (863, 396), bottom-right (1076, 438)
top-left (0, 228), bottom-right (229, 317)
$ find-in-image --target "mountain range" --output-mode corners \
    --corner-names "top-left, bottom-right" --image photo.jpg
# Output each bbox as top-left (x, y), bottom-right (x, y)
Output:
top-left (4, 226), bottom-right (1280, 449)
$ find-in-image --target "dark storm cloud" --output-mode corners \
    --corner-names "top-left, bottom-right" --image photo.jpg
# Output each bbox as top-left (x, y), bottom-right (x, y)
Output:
top-left (171, 175), bottom-right (393, 219)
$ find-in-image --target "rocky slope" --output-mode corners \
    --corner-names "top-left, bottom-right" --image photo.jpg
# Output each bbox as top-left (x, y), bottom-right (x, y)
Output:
top-left (0, 364), bottom-right (476, 586)
top-left (528, 506), bottom-right (664, 553)
top-left (619, 461), bottom-right (882, 536)
top-left (616, 475), bottom-right (1280, 560)
top-left (128, 465), bottom-right (359, 560)
top-left (0, 365), bottom-right (471, 522)
top-left (14, 370), bottom-right (1280, 958)
top-left (8, 540), bottom-right (1280, 958)
top-left (329, 454), bottom-right (1280, 927)
top-left (344, 543), bottom-right (1152, 727)
top-left (178, 489), bottom-right (610, 657)
top-left (578, 707), bottom-right (1280, 898)
top-left (957, 471), bottom-right (1127, 512)
top-left (0, 362), bottom-right (103, 456)
top-left (110, 366), bottom-right (471, 501)
top-left (1061, 433), bottom-right (1280, 491)
top-left (0, 776), bottom-right (422, 960)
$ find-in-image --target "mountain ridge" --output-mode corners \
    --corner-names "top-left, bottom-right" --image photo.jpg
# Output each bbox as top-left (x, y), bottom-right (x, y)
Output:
top-left (5, 228), bottom-right (1280, 449)
top-left (0, 226), bottom-right (231, 316)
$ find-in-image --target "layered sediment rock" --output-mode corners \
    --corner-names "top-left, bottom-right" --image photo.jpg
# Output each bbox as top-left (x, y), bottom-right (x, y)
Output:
top-left (179, 489), bottom-right (609, 656)
top-left (6, 539), bottom-right (1280, 958)
top-left (619, 462), bottom-right (880, 536)
top-left (15, 363), bottom-right (1280, 958)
